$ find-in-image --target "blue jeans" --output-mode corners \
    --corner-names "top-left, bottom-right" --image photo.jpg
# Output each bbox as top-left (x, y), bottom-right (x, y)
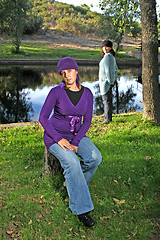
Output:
top-left (102, 87), bottom-right (113, 122)
top-left (49, 137), bottom-right (102, 215)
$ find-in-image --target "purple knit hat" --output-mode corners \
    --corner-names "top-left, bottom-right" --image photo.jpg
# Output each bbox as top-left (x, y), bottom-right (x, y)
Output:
top-left (57, 57), bottom-right (78, 75)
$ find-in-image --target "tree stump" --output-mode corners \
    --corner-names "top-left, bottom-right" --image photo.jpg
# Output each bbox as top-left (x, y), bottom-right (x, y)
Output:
top-left (42, 146), bottom-right (62, 177)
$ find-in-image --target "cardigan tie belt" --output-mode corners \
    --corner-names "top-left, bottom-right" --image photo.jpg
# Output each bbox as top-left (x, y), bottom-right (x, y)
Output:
top-left (68, 116), bottom-right (80, 135)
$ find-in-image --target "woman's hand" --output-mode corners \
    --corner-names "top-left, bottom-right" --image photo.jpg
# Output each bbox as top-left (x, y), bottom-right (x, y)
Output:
top-left (70, 144), bottom-right (78, 153)
top-left (58, 139), bottom-right (78, 153)
top-left (58, 138), bottom-right (73, 151)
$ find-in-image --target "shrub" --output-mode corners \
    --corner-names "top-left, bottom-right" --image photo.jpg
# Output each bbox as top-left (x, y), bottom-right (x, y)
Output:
top-left (55, 16), bottom-right (86, 35)
top-left (24, 14), bottom-right (43, 34)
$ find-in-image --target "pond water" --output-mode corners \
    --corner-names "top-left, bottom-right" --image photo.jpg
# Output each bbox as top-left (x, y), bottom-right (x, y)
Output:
top-left (0, 65), bottom-right (147, 124)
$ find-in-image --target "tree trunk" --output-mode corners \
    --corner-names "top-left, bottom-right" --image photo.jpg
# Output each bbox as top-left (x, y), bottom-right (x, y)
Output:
top-left (139, 0), bottom-right (160, 125)
top-left (42, 146), bottom-right (62, 177)
top-left (115, 32), bottom-right (123, 53)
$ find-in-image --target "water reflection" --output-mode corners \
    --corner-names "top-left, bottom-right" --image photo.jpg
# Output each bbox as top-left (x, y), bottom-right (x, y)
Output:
top-left (0, 67), bottom-right (40, 123)
top-left (0, 65), bottom-right (143, 124)
top-left (93, 77), bottom-right (142, 116)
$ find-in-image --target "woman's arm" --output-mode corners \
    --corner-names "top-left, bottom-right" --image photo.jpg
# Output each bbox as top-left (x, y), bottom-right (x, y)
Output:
top-left (39, 87), bottom-right (63, 143)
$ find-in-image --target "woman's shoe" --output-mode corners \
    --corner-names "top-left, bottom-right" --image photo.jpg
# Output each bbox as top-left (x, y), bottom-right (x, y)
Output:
top-left (99, 120), bottom-right (109, 124)
top-left (78, 213), bottom-right (95, 227)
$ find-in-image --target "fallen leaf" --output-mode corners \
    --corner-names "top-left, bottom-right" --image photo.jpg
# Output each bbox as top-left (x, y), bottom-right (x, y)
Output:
top-left (113, 180), bottom-right (118, 184)
top-left (100, 216), bottom-right (110, 220)
top-left (144, 156), bottom-right (151, 161)
top-left (119, 200), bottom-right (125, 204)
top-left (74, 232), bottom-right (79, 236)
top-left (28, 220), bottom-right (32, 225)
top-left (113, 198), bottom-right (119, 202)
top-left (140, 195), bottom-right (143, 200)
top-left (6, 230), bottom-right (14, 235)
top-left (14, 221), bottom-right (19, 226)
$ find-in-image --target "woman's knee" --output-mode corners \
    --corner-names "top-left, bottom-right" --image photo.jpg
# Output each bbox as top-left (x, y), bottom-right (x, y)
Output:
top-left (78, 137), bottom-right (102, 165)
top-left (92, 149), bottom-right (102, 167)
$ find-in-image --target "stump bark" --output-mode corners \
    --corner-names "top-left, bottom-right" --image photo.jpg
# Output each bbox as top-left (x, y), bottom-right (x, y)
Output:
top-left (42, 146), bottom-right (62, 177)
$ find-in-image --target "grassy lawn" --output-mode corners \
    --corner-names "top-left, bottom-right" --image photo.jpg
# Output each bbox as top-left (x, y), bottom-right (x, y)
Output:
top-left (0, 112), bottom-right (160, 239)
top-left (0, 40), bottom-right (137, 61)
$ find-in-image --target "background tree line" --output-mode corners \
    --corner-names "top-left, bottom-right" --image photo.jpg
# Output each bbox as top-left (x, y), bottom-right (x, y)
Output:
top-left (0, 0), bottom-right (142, 53)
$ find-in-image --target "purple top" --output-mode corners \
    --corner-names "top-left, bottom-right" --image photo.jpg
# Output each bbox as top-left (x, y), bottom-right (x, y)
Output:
top-left (39, 85), bottom-right (93, 149)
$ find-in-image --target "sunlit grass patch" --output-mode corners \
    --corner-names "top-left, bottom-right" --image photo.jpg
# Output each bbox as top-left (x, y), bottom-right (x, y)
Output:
top-left (1, 112), bottom-right (160, 239)
top-left (0, 40), bottom-right (137, 61)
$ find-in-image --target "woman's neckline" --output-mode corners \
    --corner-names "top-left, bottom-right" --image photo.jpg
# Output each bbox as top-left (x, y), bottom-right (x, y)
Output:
top-left (65, 85), bottom-right (82, 92)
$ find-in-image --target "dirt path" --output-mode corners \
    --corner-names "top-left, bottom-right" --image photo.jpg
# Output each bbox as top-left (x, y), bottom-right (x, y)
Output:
top-left (1, 30), bottom-right (141, 50)
top-left (10, 30), bottom-right (104, 50)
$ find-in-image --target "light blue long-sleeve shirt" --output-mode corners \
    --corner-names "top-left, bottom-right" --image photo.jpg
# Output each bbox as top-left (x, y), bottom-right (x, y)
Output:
top-left (99, 53), bottom-right (118, 95)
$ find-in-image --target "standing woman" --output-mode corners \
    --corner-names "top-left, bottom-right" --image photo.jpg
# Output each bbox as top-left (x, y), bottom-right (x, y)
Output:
top-left (99, 40), bottom-right (118, 124)
top-left (39, 57), bottom-right (102, 227)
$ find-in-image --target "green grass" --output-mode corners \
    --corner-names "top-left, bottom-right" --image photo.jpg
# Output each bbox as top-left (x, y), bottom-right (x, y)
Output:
top-left (0, 40), bottom-right (137, 61)
top-left (1, 112), bottom-right (160, 239)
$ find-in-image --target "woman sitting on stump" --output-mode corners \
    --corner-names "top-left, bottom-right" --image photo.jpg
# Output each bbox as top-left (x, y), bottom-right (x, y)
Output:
top-left (39, 57), bottom-right (102, 227)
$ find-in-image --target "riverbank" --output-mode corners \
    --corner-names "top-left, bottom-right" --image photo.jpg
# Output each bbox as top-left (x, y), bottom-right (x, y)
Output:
top-left (0, 58), bottom-right (142, 67)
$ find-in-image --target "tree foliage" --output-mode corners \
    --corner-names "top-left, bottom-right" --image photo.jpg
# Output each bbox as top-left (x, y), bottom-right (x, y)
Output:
top-left (0, 0), bottom-right (32, 53)
top-left (99, 0), bottom-right (141, 51)
top-left (30, 0), bottom-right (141, 40)
top-left (31, 1), bottom-right (105, 36)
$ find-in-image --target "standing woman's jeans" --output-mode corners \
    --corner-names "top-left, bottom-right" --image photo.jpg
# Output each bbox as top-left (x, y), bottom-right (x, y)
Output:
top-left (102, 86), bottom-right (113, 122)
top-left (49, 137), bottom-right (102, 215)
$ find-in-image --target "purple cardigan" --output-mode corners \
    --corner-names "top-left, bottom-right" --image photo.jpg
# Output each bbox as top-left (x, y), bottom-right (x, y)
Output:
top-left (39, 85), bottom-right (93, 149)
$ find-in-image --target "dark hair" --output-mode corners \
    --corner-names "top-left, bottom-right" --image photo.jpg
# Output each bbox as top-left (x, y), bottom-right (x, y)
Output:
top-left (109, 48), bottom-right (116, 57)
top-left (102, 40), bottom-right (113, 48)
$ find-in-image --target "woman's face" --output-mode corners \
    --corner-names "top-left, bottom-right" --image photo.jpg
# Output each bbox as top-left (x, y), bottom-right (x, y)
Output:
top-left (103, 46), bottom-right (111, 54)
top-left (61, 69), bottom-right (78, 87)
